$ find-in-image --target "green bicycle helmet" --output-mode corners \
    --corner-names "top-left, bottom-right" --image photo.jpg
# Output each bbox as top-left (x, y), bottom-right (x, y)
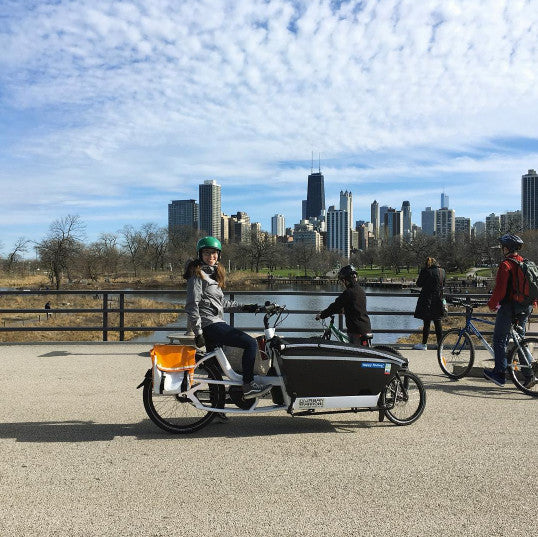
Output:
top-left (196, 236), bottom-right (222, 261)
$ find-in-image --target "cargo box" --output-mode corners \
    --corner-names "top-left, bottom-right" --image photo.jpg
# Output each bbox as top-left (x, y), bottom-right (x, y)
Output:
top-left (276, 340), bottom-right (407, 398)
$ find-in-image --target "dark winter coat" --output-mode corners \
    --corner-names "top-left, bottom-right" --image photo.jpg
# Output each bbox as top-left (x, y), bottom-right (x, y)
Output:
top-left (413, 265), bottom-right (446, 321)
top-left (319, 281), bottom-right (372, 335)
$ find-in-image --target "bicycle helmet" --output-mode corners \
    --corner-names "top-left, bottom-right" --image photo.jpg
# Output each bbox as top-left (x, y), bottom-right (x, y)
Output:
top-left (337, 264), bottom-right (358, 282)
top-left (498, 234), bottom-right (524, 252)
top-left (196, 236), bottom-right (222, 261)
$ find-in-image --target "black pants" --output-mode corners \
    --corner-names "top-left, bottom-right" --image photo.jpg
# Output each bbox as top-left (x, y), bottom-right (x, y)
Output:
top-left (422, 318), bottom-right (443, 344)
top-left (202, 322), bottom-right (258, 383)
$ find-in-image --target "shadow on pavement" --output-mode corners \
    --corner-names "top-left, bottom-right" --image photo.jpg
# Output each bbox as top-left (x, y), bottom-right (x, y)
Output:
top-left (0, 412), bottom-right (390, 443)
top-left (420, 372), bottom-right (532, 401)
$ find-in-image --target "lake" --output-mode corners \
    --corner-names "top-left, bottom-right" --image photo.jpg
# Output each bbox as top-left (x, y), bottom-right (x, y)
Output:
top-left (133, 284), bottom-right (422, 344)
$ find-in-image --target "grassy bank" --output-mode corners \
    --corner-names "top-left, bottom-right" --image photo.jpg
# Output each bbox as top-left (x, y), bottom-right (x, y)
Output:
top-left (0, 294), bottom-right (178, 342)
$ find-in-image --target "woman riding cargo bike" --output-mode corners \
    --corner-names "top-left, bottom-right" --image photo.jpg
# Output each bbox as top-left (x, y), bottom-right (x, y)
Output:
top-left (138, 245), bottom-right (426, 433)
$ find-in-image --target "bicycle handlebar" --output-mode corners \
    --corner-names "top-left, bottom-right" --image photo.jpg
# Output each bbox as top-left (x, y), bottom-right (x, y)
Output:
top-left (263, 301), bottom-right (286, 314)
top-left (446, 297), bottom-right (489, 308)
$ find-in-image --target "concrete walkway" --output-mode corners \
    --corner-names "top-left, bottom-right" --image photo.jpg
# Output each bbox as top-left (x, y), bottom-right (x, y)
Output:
top-left (0, 343), bottom-right (536, 536)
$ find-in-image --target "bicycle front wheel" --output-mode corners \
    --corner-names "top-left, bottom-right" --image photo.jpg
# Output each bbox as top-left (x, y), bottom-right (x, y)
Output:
top-left (437, 329), bottom-right (474, 379)
top-left (507, 337), bottom-right (538, 397)
top-left (143, 360), bottom-right (225, 434)
top-left (381, 371), bottom-right (426, 425)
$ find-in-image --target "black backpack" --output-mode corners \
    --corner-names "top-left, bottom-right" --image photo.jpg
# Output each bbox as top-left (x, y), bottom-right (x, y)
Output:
top-left (507, 258), bottom-right (538, 306)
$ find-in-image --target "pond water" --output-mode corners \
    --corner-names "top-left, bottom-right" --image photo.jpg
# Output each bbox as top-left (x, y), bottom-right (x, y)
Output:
top-left (133, 284), bottom-right (422, 344)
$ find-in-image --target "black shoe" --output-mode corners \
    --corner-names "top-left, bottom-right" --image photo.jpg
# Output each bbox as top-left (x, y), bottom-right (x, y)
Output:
top-left (215, 413), bottom-right (229, 422)
top-left (483, 368), bottom-right (505, 387)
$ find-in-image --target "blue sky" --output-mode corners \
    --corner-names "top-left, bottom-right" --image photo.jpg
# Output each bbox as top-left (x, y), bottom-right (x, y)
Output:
top-left (1, 0), bottom-right (538, 254)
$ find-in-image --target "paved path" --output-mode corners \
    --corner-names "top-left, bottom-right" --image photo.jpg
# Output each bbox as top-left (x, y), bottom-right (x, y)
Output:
top-left (0, 343), bottom-right (536, 536)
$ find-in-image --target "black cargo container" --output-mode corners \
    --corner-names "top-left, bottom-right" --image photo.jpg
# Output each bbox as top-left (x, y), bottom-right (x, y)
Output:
top-left (276, 339), bottom-right (407, 398)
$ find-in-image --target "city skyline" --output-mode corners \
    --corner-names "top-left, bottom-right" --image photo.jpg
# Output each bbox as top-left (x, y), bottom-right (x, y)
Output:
top-left (1, 1), bottom-right (538, 251)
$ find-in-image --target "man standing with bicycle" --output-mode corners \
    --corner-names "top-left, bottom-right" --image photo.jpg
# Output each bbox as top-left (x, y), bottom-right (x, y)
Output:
top-left (484, 234), bottom-right (536, 388)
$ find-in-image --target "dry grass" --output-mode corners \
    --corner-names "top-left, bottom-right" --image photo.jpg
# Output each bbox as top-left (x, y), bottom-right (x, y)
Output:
top-left (0, 271), bottom-right (265, 343)
top-left (0, 294), bottom-right (178, 342)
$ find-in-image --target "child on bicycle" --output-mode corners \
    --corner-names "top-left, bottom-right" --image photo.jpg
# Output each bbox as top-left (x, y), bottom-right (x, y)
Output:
top-left (315, 265), bottom-right (372, 345)
top-left (484, 234), bottom-right (536, 388)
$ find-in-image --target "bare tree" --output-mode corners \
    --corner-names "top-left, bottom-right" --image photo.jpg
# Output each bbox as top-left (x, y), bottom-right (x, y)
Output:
top-left (36, 215), bottom-right (85, 289)
top-left (118, 225), bottom-right (145, 277)
top-left (140, 223), bottom-right (168, 271)
top-left (294, 243), bottom-right (317, 276)
top-left (5, 237), bottom-right (31, 272)
top-left (241, 232), bottom-right (272, 273)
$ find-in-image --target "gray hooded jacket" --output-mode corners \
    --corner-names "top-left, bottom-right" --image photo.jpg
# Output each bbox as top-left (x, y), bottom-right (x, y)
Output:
top-left (185, 265), bottom-right (242, 336)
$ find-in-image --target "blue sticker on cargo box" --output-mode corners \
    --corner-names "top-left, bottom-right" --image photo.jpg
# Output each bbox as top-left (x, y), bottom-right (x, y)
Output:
top-left (361, 362), bottom-right (385, 369)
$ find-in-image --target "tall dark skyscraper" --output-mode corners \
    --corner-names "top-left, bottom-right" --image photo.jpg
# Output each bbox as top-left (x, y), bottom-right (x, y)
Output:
top-left (306, 171), bottom-right (325, 220)
top-left (522, 169), bottom-right (537, 229)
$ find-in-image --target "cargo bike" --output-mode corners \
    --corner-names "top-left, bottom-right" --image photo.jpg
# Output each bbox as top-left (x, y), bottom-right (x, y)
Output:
top-left (139, 303), bottom-right (426, 433)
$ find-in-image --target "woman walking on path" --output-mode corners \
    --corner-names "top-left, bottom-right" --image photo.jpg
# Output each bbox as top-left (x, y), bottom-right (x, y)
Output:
top-left (413, 257), bottom-right (446, 350)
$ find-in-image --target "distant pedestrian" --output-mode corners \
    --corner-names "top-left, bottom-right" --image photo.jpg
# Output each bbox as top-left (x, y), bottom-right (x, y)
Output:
top-left (44, 301), bottom-right (51, 319)
top-left (413, 257), bottom-right (446, 350)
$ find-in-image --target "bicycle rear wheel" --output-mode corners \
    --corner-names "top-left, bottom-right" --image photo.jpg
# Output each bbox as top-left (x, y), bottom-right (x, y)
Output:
top-left (143, 360), bottom-right (225, 433)
top-left (381, 371), bottom-right (426, 425)
top-left (507, 337), bottom-right (538, 397)
top-left (437, 329), bottom-right (474, 379)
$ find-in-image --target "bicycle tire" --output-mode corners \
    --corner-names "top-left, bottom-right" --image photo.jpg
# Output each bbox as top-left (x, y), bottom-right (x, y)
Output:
top-left (381, 371), bottom-right (426, 425)
top-left (507, 337), bottom-right (538, 397)
top-left (437, 328), bottom-right (475, 379)
top-left (143, 360), bottom-right (225, 434)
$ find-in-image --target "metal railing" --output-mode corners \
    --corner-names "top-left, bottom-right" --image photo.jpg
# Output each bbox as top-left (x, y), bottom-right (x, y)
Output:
top-left (0, 289), bottom-right (535, 342)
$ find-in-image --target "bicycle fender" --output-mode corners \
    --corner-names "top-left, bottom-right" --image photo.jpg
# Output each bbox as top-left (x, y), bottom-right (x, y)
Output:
top-left (136, 368), bottom-right (152, 389)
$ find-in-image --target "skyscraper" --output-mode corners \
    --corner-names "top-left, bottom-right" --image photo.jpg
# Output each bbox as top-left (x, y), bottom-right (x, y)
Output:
top-left (485, 213), bottom-right (501, 236)
top-left (327, 206), bottom-right (350, 258)
top-left (339, 190), bottom-right (352, 231)
top-left (455, 217), bottom-right (471, 238)
top-left (401, 201), bottom-right (411, 238)
top-left (371, 200), bottom-right (380, 238)
top-left (421, 207), bottom-right (436, 236)
top-left (271, 214), bottom-right (285, 237)
top-left (384, 208), bottom-right (403, 242)
top-left (441, 192), bottom-right (449, 209)
top-left (306, 171), bottom-right (325, 220)
top-left (436, 208), bottom-right (455, 238)
top-left (199, 180), bottom-right (222, 240)
top-left (168, 199), bottom-right (198, 234)
top-left (522, 169), bottom-right (538, 229)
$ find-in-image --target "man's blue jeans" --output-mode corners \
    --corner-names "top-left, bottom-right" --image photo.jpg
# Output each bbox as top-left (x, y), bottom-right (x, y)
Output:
top-left (202, 322), bottom-right (258, 383)
top-left (492, 303), bottom-right (531, 374)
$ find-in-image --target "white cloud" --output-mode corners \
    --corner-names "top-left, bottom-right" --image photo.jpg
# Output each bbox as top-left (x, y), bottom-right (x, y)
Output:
top-left (0, 0), bottom-right (537, 248)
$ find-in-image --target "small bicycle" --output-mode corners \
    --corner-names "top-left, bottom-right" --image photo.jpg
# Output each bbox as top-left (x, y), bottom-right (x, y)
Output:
top-left (139, 303), bottom-right (426, 433)
top-left (319, 315), bottom-right (405, 358)
top-left (437, 297), bottom-right (538, 396)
